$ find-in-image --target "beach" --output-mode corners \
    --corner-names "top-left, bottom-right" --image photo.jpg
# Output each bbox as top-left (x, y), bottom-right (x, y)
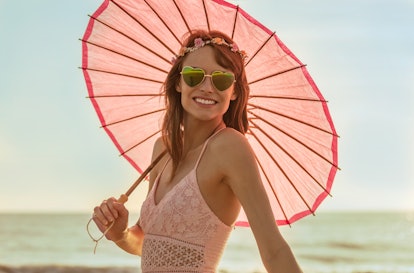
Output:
top-left (0, 212), bottom-right (413, 273)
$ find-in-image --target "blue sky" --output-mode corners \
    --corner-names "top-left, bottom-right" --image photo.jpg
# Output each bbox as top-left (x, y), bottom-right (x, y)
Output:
top-left (0, 0), bottom-right (413, 213)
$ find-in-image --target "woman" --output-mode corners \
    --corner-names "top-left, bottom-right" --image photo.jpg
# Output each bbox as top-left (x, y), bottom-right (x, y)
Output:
top-left (92, 30), bottom-right (302, 273)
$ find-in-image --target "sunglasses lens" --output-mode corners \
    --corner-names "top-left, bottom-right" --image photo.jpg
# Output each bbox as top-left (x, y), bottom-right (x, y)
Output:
top-left (181, 67), bottom-right (205, 87)
top-left (181, 66), bottom-right (235, 91)
top-left (212, 71), bottom-right (235, 91)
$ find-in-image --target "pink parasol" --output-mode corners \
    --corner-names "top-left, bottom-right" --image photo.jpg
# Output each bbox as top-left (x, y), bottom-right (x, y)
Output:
top-left (81, 0), bottom-right (339, 226)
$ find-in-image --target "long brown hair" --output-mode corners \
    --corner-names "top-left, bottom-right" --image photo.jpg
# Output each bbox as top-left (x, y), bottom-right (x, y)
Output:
top-left (162, 30), bottom-right (249, 173)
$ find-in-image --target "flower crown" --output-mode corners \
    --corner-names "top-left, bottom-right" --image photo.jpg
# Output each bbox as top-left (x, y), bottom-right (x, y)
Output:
top-left (172, 37), bottom-right (248, 64)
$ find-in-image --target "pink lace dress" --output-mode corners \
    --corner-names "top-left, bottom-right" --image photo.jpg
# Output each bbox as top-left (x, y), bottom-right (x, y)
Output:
top-left (139, 130), bottom-right (233, 273)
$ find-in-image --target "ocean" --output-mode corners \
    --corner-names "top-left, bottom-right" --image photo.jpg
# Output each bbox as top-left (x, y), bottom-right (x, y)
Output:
top-left (0, 211), bottom-right (413, 273)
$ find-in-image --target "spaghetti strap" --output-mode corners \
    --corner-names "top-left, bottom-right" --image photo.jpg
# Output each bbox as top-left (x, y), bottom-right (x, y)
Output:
top-left (152, 158), bottom-right (170, 192)
top-left (194, 127), bottom-right (226, 168)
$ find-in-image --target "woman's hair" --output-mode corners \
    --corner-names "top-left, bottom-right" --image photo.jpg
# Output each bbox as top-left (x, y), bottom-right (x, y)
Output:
top-left (161, 29), bottom-right (249, 172)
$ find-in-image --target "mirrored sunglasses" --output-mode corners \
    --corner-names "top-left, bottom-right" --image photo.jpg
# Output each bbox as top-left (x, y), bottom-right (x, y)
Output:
top-left (180, 66), bottom-right (235, 91)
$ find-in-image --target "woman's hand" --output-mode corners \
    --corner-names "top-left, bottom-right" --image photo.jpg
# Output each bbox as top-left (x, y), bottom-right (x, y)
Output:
top-left (92, 197), bottom-right (129, 242)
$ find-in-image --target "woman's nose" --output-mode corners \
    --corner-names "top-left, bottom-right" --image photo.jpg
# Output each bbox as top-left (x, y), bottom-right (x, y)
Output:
top-left (200, 75), bottom-right (214, 92)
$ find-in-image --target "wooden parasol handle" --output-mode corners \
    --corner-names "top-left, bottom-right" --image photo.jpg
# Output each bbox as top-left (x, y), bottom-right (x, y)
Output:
top-left (116, 150), bottom-right (167, 204)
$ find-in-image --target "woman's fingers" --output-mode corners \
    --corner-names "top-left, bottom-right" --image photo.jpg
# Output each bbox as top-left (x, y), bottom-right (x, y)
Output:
top-left (91, 197), bottom-right (129, 242)
top-left (93, 207), bottom-right (108, 227)
top-left (93, 198), bottom-right (119, 226)
top-left (106, 198), bottom-right (120, 218)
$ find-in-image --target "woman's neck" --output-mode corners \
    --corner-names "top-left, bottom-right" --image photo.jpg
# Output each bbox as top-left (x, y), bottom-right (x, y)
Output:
top-left (182, 119), bottom-right (225, 154)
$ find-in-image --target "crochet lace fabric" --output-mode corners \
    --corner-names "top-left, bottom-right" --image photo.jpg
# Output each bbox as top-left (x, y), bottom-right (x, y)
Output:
top-left (139, 130), bottom-right (233, 272)
top-left (142, 235), bottom-right (204, 271)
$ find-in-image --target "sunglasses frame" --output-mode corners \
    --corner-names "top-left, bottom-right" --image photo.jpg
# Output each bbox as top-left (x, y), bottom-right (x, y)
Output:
top-left (180, 66), bottom-right (236, 91)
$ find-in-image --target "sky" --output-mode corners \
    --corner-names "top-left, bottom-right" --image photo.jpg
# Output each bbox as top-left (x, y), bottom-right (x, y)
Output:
top-left (0, 0), bottom-right (413, 213)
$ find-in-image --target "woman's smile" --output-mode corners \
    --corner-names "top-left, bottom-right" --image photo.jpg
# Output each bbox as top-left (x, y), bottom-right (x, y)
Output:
top-left (193, 96), bottom-right (217, 105)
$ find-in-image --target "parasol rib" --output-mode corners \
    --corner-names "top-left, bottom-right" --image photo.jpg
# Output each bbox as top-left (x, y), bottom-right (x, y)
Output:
top-left (172, 0), bottom-right (191, 34)
top-left (245, 32), bottom-right (276, 67)
top-left (202, 0), bottom-right (211, 32)
top-left (80, 67), bottom-right (164, 84)
top-left (250, 95), bottom-right (326, 103)
top-left (248, 126), bottom-right (315, 215)
top-left (121, 129), bottom-right (161, 156)
top-left (82, 39), bottom-right (169, 74)
top-left (249, 117), bottom-right (333, 196)
top-left (248, 65), bottom-right (306, 86)
top-left (111, 0), bottom-right (178, 56)
top-left (254, 152), bottom-right (291, 225)
top-left (248, 103), bottom-right (338, 137)
top-left (88, 94), bottom-right (163, 99)
top-left (102, 108), bottom-right (165, 128)
top-left (230, 6), bottom-right (240, 40)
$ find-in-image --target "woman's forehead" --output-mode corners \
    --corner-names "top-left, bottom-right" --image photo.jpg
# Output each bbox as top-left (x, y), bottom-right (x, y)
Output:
top-left (182, 46), bottom-right (230, 72)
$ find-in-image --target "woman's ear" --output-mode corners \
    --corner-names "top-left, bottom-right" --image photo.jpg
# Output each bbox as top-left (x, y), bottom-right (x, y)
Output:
top-left (230, 91), bottom-right (237, 101)
top-left (176, 82), bottom-right (182, 93)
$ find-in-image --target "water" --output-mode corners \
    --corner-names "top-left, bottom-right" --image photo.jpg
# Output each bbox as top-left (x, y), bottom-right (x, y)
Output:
top-left (0, 212), bottom-right (413, 273)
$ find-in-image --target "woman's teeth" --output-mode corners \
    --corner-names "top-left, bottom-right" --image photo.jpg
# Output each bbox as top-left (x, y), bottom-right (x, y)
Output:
top-left (195, 98), bottom-right (216, 105)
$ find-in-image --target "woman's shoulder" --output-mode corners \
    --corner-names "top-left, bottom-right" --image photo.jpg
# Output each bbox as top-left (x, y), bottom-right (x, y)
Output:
top-left (209, 127), bottom-right (253, 159)
top-left (208, 128), bottom-right (258, 184)
top-left (153, 136), bottom-right (166, 155)
top-left (214, 127), bottom-right (249, 144)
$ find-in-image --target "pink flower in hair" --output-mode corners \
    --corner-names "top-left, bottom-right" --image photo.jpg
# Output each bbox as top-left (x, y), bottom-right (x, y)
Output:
top-left (194, 38), bottom-right (205, 48)
top-left (231, 43), bottom-right (239, 52)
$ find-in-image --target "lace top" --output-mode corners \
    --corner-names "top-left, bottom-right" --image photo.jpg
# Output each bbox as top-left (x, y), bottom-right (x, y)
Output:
top-left (139, 129), bottom-right (233, 273)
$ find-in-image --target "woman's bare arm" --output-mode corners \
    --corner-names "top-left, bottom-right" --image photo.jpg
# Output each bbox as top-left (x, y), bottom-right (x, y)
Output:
top-left (218, 130), bottom-right (302, 273)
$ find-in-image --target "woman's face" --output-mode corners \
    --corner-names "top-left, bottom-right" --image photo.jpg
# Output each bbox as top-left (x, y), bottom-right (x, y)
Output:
top-left (177, 46), bottom-right (237, 124)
